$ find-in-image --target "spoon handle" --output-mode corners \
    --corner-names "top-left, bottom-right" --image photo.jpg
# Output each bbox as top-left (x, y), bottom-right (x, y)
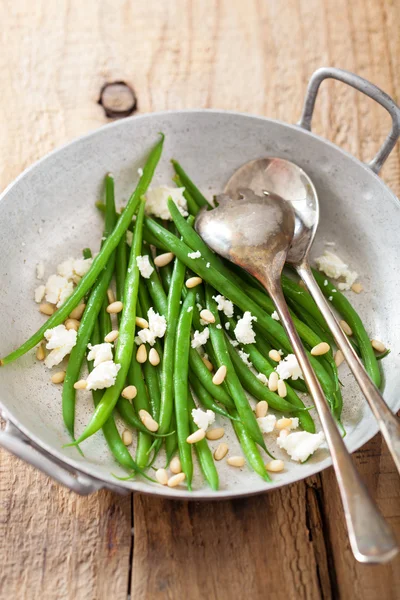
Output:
top-left (268, 279), bottom-right (398, 564)
top-left (297, 262), bottom-right (400, 475)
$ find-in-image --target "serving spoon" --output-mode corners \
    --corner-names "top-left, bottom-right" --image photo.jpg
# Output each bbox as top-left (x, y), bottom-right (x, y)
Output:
top-left (195, 187), bottom-right (398, 564)
top-left (224, 157), bottom-right (400, 475)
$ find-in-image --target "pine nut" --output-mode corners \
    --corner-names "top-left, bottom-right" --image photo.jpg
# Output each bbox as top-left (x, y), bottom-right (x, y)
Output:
top-left (186, 428), bottom-right (206, 444)
top-left (212, 365), bottom-right (227, 385)
top-left (202, 357), bottom-right (214, 371)
top-left (206, 427), bottom-right (225, 440)
top-left (155, 468), bottom-right (169, 485)
top-left (154, 252), bottom-right (174, 267)
top-left (227, 456), bottom-right (245, 467)
top-left (69, 303), bottom-right (86, 320)
top-left (74, 379), bottom-right (87, 390)
top-left (136, 344), bottom-right (147, 363)
top-left (170, 456), bottom-right (182, 474)
top-left (107, 288), bottom-right (115, 304)
top-left (335, 350), bottom-right (344, 367)
top-left (135, 316), bottom-right (149, 329)
top-left (268, 349), bottom-right (281, 362)
top-left (351, 282), bottom-right (363, 294)
top-left (39, 303), bottom-right (55, 316)
top-left (266, 459), bottom-right (285, 473)
top-left (371, 339), bottom-right (386, 353)
top-left (122, 430), bottom-right (133, 446)
top-left (104, 330), bottom-right (119, 343)
top-left (36, 343), bottom-right (45, 361)
top-left (149, 348), bottom-right (160, 366)
top-left (268, 372), bottom-right (279, 392)
top-left (51, 371), bottom-right (65, 384)
top-left (139, 409), bottom-right (159, 432)
top-left (310, 342), bottom-right (330, 356)
top-left (122, 385), bottom-right (137, 400)
top-left (167, 472), bottom-right (186, 487)
top-left (277, 380), bottom-right (287, 398)
top-left (65, 318), bottom-right (80, 331)
top-left (276, 417), bottom-right (292, 430)
top-left (214, 443), bottom-right (229, 461)
top-left (107, 301), bottom-right (123, 314)
top-left (185, 276), bottom-right (202, 288)
top-left (255, 401), bottom-right (269, 418)
top-left (199, 309), bottom-right (215, 324)
top-left (340, 320), bottom-right (353, 336)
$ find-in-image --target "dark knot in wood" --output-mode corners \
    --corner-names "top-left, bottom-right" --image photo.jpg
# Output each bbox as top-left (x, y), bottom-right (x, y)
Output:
top-left (98, 81), bottom-right (137, 118)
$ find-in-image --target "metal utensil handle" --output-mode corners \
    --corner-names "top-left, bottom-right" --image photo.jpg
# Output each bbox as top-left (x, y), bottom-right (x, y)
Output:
top-left (298, 67), bottom-right (400, 174)
top-left (268, 280), bottom-right (398, 564)
top-left (298, 262), bottom-right (400, 474)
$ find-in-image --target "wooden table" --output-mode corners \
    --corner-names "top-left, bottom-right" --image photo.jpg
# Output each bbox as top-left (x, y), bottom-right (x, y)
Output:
top-left (1, 1), bottom-right (399, 598)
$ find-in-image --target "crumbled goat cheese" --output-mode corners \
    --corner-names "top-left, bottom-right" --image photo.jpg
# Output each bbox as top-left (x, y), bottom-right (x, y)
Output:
top-left (328, 296), bottom-right (333, 301)
top-left (36, 262), bottom-right (45, 279)
top-left (216, 324), bottom-right (222, 329)
top-left (191, 408), bottom-right (215, 431)
top-left (200, 319), bottom-right (208, 326)
top-left (57, 257), bottom-right (93, 284)
top-left (87, 342), bottom-right (114, 367)
top-left (315, 250), bottom-right (358, 291)
top-left (135, 308), bottom-right (167, 346)
top-left (256, 373), bottom-right (269, 385)
top-left (235, 311), bottom-right (257, 344)
top-left (276, 354), bottom-right (303, 380)
top-left (137, 167), bottom-right (143, 177)
top-left (225, 322), bottom-right (230, 330)
top-left (188, 251), bottom-right (201, 259)
top-left (45, 275), bottom-right (74, 308)
top-left (206, 262), bottom-right (210, 268)
top-left (191, 328), bottom-right (210, 349)
top-left (196, 303), bottom-right (203, 311)
top-left (34, 285), bottom-right (46, 303)
top-left (86, 361), bottom-right (121, 391)
top-left (44, 325), bottom-right (77, 368)
top-left (257, 415), bottom-right (276, 433)
top-left (238, 350), bottom-right (252, 367)
top-left (136, 255), bottom-right (154, 279)
top-left (187, 306), bottom-right (193, 313)
top-left (126, 230), bottom-right (133, 247)
top-left (324, 279), bottom-right (328, 286)
top-left (271, 310), bottom-right (280, 321)
top-left (277, 430), bottom-right (325, 462)
top-left (145, 186), bottom-right (188, 220)
top-left (230, 339), bottom-right (239, 347)
top-left (213, 294), bottom-right (234, 318)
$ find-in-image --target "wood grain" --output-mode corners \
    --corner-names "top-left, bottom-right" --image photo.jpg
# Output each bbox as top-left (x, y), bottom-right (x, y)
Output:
top-left (0, 1), bottom-right (399, 599)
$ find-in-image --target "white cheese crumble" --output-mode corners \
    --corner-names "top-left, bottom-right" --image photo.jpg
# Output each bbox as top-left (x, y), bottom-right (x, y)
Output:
top-left (137, 167), bottom-right (143, 177)
top-left (135, 308), bottom-right (167, 346)
top-left (36, 262), bottom-right (45, 280)
top-left (45, 275), bottom-right (74, 308)
top-left (126, 230), bottom-right (133, 247)
top-left (136, 255), bottom-right (154, 279)
top-left (191, 408), bottom-right (215, 431)
top-left (315, 250), bottom-right (358, 291)
top-left (196, 303), bottom-right (203, 311)
top-left (87, 342), bottom-right (114, 367)
top-left (271, 310), bottom-right (280, 321)
top-left (234, 311), bottom-right (257, 344)
top-left (145, 186), bottom-right (188, 220)
top-left (213, 294), bottom-right (234, 318)
top-left (238, 350), bottom-right (252, 367)
top-left (256, 373), bottom-right (268, 385)
top-left (257, 415), bottom-right (276, 433)
top-left (34, 285), bottom-right (46, 303)
top-left (229, 338), bottom-right (239, 347)
top-left (191, 327), bottom-right (210, 349)
top-left (216, 324), bottom-right (222, 329)
top-left (44, 325), bottom-right (77, 368)
top-left (86, 361), bottom-right (121, 391)
top-left (206, 262), bottom-right (210, 268)
top-left (276, 354), bottom-right (303, 381)
top-left (225, 322), bottom-right (230, 330)
top-left (187, 306), bottom-right (193, 313)
top-left (188, 251), bottom-right (201, 259)
top-left (277, 430), bottom-right (325, 462)
top-left (57, 257), bottom-right (93, 284)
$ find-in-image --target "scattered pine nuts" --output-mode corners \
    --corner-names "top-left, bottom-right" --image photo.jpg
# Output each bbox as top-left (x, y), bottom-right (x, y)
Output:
top-left (199, 309), bottom-right (215, 324)
top-left (122, 385), bottom-right (137, 400)
top-left (36, 343), bottom-right (45, 361)
top-left (266, 459), bottom-right (285, 473)
top-left (167, 472), bottom-right (186, 488)
top-left (122, 430), bottom-right (133, 446)
top-left (277, 380), bottom-right (287, 398)
top-left (135, 316), bottom-right (149, 329)
top-left (227, 456), bottom-right (245, 468)
top-left (51, 371), bottom-right (66, 384)
top-left (155, 468), bottom-right (169, 485)
top-left (255, 401), bottom-right (269, 418)
top-left (74, 379), bottom-right (88, 390)
top-left (104, 329), bottom-right (119, 343)
top-left (107, 288), bottom-right (115, 304)
top-left (310, 342), bottom-right (330, 356)
top-left (185, 276), bottom-right (202, 289)
top-left (206, 427), bottom-right (225, 441)
top-left (268, 372), bottom-right (279, 392)
top-left (170, 456), bottom-right (182, 474)
top-left (149, 348), bottom-right (160, 366)
top-left (351, 282), bottom-right (363, 294)
top-left (371, 339), bottom-right (386, 353)
top-left (154, 252), bottom-right (174, 267)
top-left (69, 303), bottom-right (86, 320)
top-left (340, 320), bottom-right (353, 336)
top-left (214, 443), bottom-right (229, 461)
top-left (65, 318), bottom-right (80, 331)
top-left (335, 350), bottom-right (344, 367)
top-left (268, 349), bottom-right (281, 362)
top-left (39, 303), bottom-right (55, 316)
top-left (202, 357), bottom-right (214, 372)
top-left (139, 409), bottom-right (159, 432)
top-left (276, 417), bottom-right (292, 430)
top-left (186, 428), bottom-right (206, 444)
top-left (107, 300), bottom-right (123, 314)
top-left (136, 344), bottom-right (147, 363)
top-left (212, 365), bottom-right (227, 385)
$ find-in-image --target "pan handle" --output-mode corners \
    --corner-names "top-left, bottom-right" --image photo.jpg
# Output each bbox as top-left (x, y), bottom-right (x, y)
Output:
top-left (0, 418), bottom-right (127, 495)
top-left (298, 67), bottom-right (400, 174)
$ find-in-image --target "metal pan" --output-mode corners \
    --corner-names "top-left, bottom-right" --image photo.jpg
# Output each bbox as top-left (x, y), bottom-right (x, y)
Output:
top-left (0, 67), bottom-right (399, 498)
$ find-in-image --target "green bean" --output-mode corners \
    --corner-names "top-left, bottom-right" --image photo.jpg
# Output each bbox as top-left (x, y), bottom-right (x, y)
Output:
top-left (143, 224), bottom-right (169, 251)
top-left (171, 159), bottom-right (210, 209)
top-left (188, 371), bottom-right (237, 420)
top-left (137, 291), bottom-right (162, 421)
top-left (174, 289), bottom-right (196, 489)
top-left (281, 274), bottom-right (328, 331)
top-left (230, 409), bottom-right (270, 481)
top-left (172, 173), bottom-right (199, 216)
top-left (1, 136), bottom-right (164, 366)
top-left (142, 246), bottom-right (169, 316)
top-left (286, 297), bottom-right (336, 350)
top-left (82, 248), bottom-right (92, 260)
top-left (187, 390), bottom-right (219, 491)
top-left (116, 234), bottom-right (128, 304)
top-left (165, 411), bottom-right (178, 467)
top-left (188, 348), bottom-right (235, 408)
